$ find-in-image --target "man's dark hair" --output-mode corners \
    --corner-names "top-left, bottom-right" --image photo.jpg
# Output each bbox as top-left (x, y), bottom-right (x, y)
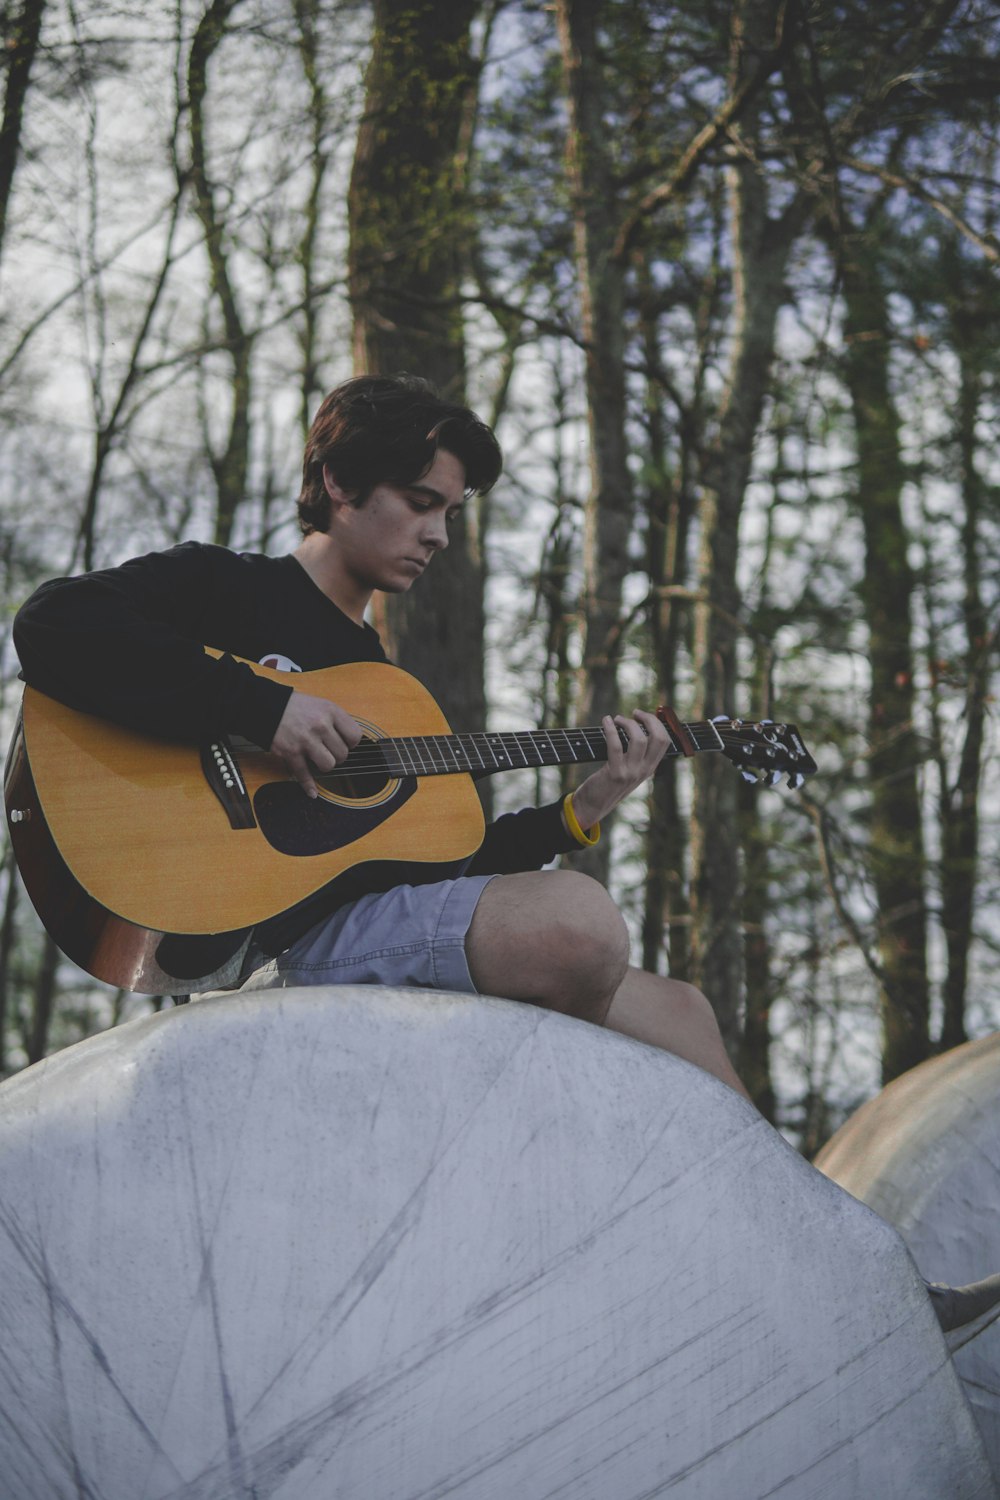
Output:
top-left (297, 373), bottom-right (503, 535)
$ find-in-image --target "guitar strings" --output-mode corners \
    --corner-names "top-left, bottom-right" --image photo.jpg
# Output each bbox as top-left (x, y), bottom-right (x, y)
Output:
top-left (314, 728), bottom-right (772, 758)
top-left (298, 722), bottom-right (795, 779)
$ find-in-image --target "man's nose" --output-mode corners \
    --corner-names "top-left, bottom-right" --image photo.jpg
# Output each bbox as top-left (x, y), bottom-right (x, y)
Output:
top-left (423, 510), bottom-right (450, 550)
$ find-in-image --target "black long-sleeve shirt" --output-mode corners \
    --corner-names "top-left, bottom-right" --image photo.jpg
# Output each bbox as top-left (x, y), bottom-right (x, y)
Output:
top-left (14, 542), bottom-right (579, 963)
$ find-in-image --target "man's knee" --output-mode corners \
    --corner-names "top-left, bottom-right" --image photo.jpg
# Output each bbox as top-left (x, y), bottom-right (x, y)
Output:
top-left (466, 869), bottom-right (630, 1018)
top-left (662, 977), bottom-right (721, 1037)
top-left (542, 871), bottom-right (630, 998)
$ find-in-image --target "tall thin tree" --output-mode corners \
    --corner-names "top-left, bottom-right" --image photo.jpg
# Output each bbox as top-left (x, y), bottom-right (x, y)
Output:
top-left (347, 0), bottom-right (485, 732)
top-left (0, 0), bottom-right (46, 264)
top-left (554, 0), bottom-right (631, 884)
top-left (187, 0), bottom-right (252, 547)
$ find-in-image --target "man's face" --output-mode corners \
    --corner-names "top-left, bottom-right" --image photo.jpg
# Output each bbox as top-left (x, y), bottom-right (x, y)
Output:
top-left (324, 446), bottom-right (467, 595)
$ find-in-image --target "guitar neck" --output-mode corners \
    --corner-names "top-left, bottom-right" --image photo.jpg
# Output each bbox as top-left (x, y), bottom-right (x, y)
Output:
top-left (339, 720), bottom-right (727, 780)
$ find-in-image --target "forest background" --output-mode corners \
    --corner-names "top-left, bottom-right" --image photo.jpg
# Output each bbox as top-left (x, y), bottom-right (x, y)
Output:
top-left (1, 0), bottom-right (998, 1153)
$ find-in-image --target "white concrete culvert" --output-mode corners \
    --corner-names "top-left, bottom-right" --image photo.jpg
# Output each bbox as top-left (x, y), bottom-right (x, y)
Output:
top-left (0, 987), bottom-right (991, 1499)
top-left (817, 1030), bottom-right (1000, 1492)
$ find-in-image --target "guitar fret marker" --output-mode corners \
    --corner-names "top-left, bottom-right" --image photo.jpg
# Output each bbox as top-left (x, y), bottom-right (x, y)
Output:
top-left (486, 735), bottom-right (510, 769)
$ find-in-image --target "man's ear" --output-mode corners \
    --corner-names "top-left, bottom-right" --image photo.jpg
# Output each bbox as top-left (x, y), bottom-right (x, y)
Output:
top-left (322, 464), bottom-right (356, 510)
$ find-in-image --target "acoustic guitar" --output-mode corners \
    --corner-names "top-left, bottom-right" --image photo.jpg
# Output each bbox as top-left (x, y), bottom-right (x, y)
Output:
top-left (4, 657), bottom-right (816, 993)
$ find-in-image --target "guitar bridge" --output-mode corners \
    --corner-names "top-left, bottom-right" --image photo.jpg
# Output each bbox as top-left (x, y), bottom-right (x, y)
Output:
top-left (200, 738), bottom-right (256, 830)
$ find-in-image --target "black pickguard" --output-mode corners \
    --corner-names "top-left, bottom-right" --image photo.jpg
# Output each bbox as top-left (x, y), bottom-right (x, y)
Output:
top-left (252, 776), bottom-right (417, 856)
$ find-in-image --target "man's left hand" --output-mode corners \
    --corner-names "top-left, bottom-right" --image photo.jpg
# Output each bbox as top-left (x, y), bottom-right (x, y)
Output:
top-left (568, 709), bottom-right (671, 832)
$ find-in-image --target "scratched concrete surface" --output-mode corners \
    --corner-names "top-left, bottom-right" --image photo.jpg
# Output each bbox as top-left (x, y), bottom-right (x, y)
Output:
top-left (0, 987), bottom-right (992, 1500)
top-left (817, 1031), bottom-right (1000, 1491)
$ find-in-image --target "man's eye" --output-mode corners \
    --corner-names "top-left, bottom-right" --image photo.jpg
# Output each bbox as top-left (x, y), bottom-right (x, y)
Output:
top-left (446, 509), bottom-right (463, 525)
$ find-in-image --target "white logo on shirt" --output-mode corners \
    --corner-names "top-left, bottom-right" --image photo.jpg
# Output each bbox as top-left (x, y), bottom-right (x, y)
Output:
top-left (258, 654), bottom-right (303, 673)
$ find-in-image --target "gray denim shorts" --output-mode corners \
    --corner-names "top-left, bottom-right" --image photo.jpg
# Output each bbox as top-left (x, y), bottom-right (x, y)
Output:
top-left (235, 874), bottom-right (497, 996)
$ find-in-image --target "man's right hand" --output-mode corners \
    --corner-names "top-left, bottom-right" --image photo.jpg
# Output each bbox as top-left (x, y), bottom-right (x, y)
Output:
top-left (269, 690), bottom-right (364, 798)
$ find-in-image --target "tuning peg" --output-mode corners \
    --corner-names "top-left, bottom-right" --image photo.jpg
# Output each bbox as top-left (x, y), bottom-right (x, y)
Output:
top-left (740, 769), bottom-right (758, 784)
top-left (766, 770), bottom-right (782, 787)
top-left (787, 772), bottom-right (804, 790)
top-left (711, 714), bottom-right (729, 724)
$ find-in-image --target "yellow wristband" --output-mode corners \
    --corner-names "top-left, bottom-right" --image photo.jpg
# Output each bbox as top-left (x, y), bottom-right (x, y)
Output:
top-left (563, 792), bottom-right (600, 847)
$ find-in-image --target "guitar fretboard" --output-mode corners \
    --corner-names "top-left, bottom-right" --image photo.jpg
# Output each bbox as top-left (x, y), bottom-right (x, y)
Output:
top-left (331, 721), bottom-right (726, 780)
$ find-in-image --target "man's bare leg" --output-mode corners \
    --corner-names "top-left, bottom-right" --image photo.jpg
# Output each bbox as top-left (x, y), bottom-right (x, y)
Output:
top-left (604, 968), bottom-right (751, 1102)
top-left (465, 870), bottom-right (751, 1101)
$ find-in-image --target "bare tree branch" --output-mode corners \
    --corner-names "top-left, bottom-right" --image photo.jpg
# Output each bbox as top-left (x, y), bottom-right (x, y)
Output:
top-left (612, 0), bottom-right (790, 262)
top-left (841, 154), bottom-right (1000, 262)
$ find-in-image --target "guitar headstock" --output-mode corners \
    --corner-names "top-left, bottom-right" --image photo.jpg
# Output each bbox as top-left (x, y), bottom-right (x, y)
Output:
top-left (712, 716), bottom-right (817, 789)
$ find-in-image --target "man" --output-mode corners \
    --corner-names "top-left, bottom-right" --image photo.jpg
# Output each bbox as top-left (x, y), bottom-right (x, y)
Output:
top-left (14, 373), bottom-right (1000, 1332)
top-left (14, 373), bottom-right (746, 1097)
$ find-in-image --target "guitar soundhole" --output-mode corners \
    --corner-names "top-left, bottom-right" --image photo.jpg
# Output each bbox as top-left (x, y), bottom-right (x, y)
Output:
top-left (313, 723), bottom-right (397, 809)
top-left (316, 769), bottom-right (392, 803)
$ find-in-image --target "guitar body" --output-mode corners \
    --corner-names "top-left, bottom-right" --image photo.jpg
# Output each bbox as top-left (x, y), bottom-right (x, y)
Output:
top-left (5, 660), bottom-right (485, 993)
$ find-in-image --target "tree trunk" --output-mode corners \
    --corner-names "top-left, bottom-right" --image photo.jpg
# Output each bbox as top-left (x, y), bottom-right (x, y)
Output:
top-left (0, 0), bottom-right (46, 262)
top-left (26, 932), bottom-right (59, 1066)
top-left (555, 0), bottom-right (631, 885)
top-left (736, 626), bottom-right (777, 1119)
top-left (0, 852), bottom-right (19, 1077)
top-left (639, 261), bottom-right (696, 977)
top-left (293, 0), bottom-right (329, 438)
top-left (838, 228), bottom-right (930, 1082)
top-left (938, 287), bottom-right (991, 1051)
top-left (188, 0), bottom-right (251, 548)
top-left (347, 0), bottom-right (485, 733)
top-left (689, 1), bottom-right (805, 1046)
